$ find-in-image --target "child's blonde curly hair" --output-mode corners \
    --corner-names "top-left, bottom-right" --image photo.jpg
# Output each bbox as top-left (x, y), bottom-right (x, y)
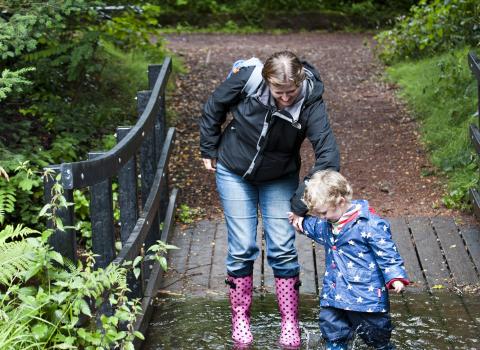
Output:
top-left (303, 170), bottom-right (353, 211)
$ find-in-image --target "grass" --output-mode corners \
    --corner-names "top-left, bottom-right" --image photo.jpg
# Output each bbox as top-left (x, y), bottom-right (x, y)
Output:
top-left (386, 47), bottom-right (479, 210)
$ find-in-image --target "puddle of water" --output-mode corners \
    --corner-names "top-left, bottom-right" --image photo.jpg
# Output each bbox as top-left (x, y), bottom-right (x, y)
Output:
top-left (143, 292), bottom-right (480, 350)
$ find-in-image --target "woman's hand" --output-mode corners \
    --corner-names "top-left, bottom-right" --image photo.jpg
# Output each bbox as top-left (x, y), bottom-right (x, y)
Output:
top-left (202, 158), bottom-right (217, 171)
top-left (287, 212), bottom-right (304, 233)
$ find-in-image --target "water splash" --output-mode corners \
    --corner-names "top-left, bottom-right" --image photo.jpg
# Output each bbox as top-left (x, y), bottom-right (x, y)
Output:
top-left (144, 293), bottom-right (480, 350)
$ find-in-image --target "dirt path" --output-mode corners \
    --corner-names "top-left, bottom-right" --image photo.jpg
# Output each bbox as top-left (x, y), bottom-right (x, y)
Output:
top-left (165, 33), bottom-right (468, 222)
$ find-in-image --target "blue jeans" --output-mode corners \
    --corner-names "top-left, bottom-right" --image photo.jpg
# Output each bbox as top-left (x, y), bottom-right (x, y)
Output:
top-left (319, 307), bottom-right (394, 349)
top-left (216, 163), bottom-right (300, 278)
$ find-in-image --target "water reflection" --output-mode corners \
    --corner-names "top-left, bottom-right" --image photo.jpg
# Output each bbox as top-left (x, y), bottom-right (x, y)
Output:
top-left (143, 293), bottom-right (480, 349)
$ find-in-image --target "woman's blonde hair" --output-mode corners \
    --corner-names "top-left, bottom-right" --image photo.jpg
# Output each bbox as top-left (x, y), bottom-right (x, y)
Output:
top-left (303, 170), bottom-right (353, 211)
top-left (262, 51), bottom-right (306, 87)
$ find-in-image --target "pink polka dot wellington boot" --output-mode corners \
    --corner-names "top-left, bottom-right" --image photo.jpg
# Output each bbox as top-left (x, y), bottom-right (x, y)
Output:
top-left (275, 276), bottom-right (301, 348)
top-left (225, 275), bottom-right (254, 346)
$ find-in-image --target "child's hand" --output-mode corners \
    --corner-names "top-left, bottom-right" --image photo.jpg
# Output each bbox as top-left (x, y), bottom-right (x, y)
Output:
top-left (287, 212), bottom-right (304, 233)
top-left (391, 280), bottom-right (405, 293)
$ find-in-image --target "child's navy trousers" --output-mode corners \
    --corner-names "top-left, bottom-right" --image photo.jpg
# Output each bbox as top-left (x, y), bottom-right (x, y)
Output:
top-left (319, 307), bottom-right (394, 349)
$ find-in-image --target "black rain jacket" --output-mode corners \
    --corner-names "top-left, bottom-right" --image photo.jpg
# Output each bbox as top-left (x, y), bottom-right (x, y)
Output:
top-left (200, 61), bottom-right (340, 215)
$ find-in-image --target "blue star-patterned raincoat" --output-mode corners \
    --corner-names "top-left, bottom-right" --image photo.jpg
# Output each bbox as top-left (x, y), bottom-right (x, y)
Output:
top-left (302, 200), bottom-right (408, 313)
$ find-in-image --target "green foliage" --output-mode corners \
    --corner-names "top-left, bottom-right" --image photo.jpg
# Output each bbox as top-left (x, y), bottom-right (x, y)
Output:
top-left (0, 0), bottom-right (177, 229)
top-left (153, 0), bottom-right (417, 30)
top-left (101, 4), bottom-right (165, 60)
top-left (376, 0), bottom-right (480, 63)
top-left (147, 240), bottom-right (178, 272)
top-left (0, 0), bottom-right (101, 97)
top-left (0, 167), bottom-right (143, 349)
top-left (0, 159), bottom-right (44, 226)
top-left (177, 204), bottom-right (195, 224)
top-left (0, 224), bottom-right (40, 285)
top-left (0, 186), bottom-right (15, 225)
top-left (386, 48), bottom-right (478, 209)
top-left (0, 67), bottom-right (35, 101)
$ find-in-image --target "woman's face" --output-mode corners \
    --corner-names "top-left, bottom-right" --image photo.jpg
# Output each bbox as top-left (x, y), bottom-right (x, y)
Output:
top-left (269, 82), bottom-right (302, 109)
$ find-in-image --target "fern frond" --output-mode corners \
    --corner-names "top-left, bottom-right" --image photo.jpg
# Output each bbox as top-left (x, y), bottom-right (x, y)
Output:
top-left (104, 264), bottom-right (128, 290)
top-left (0, 224), bottom-right (38, 244)
top-left (0, 189), bottom-right (15, 225)
top-left (0, 240), bottom-right (36, 285)
top-left (22, 42), bottom-right (74, 62)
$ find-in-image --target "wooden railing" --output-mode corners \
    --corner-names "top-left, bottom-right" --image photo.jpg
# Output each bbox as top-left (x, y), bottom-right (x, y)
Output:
top-left (42, 57), bottom-right (177, 346)
top-left (468, 52), bottom-right (480, 219)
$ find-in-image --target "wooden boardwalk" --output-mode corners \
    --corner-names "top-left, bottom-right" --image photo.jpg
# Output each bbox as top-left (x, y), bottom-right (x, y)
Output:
top-left (159, 217), bottom-right (480, 296)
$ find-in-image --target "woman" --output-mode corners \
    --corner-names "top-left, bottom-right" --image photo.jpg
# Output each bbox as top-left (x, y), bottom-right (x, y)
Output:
top-left (200, 51), bottom-right (340, 348)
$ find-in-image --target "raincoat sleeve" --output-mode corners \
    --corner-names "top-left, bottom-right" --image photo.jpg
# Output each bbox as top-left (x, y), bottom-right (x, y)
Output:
top-left (290, 101), bottom-right (340, 215)
top-left (302, 216), bottom-right (328, 246)
top-left (365, 219), bottom-right (409, 285)
top-left (200, 66), bottom-right (254, 159)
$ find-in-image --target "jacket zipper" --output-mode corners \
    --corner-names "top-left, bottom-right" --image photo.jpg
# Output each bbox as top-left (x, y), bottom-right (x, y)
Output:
top-left (243, 109), bottom-right (272, 178)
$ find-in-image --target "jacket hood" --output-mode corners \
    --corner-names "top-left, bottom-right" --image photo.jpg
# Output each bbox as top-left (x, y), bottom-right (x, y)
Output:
top-left (302, 61), bottom-right (324, 106)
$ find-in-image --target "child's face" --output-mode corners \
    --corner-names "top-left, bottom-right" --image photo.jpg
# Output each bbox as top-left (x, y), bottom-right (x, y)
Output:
top-left (312, 197), bottom-right (347, 222)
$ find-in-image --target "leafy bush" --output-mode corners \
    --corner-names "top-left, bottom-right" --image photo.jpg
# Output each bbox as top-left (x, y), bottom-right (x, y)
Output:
top-left (386, 48), bottom-right (478, 209)
top-left (0, 164), bottom-right (178, 348)
top-left (152, 0), bottom-right (417, 30)
top-left (0, 168), bottom-right (143, 349)
top-left (0, 1), bottom-right (173, 228)
top-left (376, 0), bottom-right (480, 63)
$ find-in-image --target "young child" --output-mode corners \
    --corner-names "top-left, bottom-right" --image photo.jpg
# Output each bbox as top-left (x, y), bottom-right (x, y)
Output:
top-left (288, 170), bottom-right (409, 350)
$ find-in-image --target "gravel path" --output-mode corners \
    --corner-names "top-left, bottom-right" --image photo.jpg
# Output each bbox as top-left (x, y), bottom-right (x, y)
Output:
top-left (165, 32), bottom-right (470, 222)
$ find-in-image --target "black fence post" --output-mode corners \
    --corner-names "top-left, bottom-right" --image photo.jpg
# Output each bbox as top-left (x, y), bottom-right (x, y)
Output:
top-left (43, 166), bottom-right (77, 263)
top-left (88, 152), bottom-right (116, 269)
top-left (117, 127), bottom-right (139, 243)
top-left (117, 127), bottom-right (142, 298)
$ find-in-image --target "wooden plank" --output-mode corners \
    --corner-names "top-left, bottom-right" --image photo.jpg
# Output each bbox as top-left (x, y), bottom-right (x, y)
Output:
top-left (296, 233), bottom-right (317, 294)
top-left (431, 217), bottom-right (479, 285)
top-left (159, 226), bottom-right (193, 293)
top-left (407, 218), bottom-right (450, 290)
top-left (185, 220), bottom-right (215, 295)
top-left (389, 217), bottom-right (425, 289)
top-left (210, 222), bottom-right (228, 292)
top-left (459, 224), bottom-right (480, 272)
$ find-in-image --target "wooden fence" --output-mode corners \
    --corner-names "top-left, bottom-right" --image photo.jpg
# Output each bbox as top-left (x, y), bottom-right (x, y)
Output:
top-left (468, 52), bottom-right (480, 219)
top-left (42, 57), bottom-right (177, 347)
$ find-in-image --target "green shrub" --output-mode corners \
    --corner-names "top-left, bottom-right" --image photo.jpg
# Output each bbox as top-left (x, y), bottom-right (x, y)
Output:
top-left (386, 48), bottom-right (478, 209)
top-left (0, 168), bottom-right (142, 349)
top-left (376, 0), bottom-right (480, 63)
top-left (0, 1), bottom-right (176, 229)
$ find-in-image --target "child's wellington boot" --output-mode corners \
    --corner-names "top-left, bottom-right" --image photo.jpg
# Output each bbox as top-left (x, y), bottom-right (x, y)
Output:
top-left (325, 340), bottom-right (348, 350)
top-left (225, 275), bottom-right (254, 345)
top-left (275, 276), bottom-right (301, 348)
